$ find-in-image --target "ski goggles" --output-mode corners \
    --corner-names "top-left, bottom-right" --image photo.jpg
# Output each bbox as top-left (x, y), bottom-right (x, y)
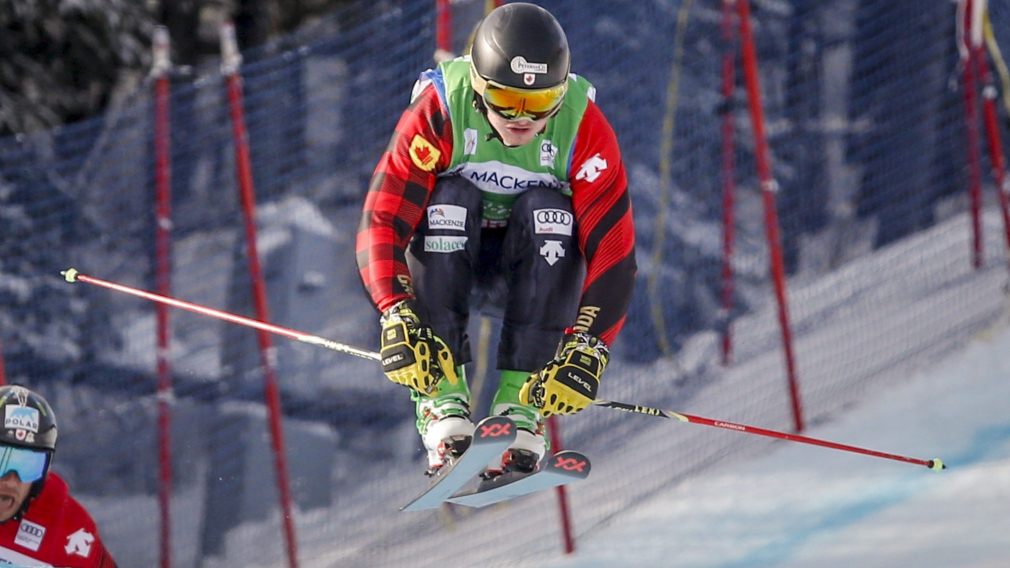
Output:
top-left (471, 66), bottom-right (567, 121)
top-left (0, 445), bottom-right (49, 483)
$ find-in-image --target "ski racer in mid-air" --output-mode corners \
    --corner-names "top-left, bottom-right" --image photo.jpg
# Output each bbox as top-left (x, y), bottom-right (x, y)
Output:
top-left (357, 2), bottom-right (636, 482)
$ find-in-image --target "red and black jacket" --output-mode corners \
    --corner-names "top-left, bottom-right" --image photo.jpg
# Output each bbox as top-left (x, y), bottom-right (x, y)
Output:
top-left (357, 82), bottom-right (636, 346)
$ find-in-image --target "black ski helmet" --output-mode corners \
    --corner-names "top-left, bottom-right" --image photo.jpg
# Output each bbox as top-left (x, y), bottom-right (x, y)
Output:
top-left (0, 385), bottom-right (57, 520)
top-left (470, 3), bottom-right (571, 91)
top-left (0, 385), bottom-right (57, 452)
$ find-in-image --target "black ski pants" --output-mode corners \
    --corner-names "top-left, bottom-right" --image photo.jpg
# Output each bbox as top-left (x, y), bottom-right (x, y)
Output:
top-left (406, 176), bottom-right (584, 372)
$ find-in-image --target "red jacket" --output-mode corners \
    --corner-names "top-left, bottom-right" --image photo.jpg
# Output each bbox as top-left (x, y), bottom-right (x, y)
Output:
top-left (0, 473), bottom-right (116, 568)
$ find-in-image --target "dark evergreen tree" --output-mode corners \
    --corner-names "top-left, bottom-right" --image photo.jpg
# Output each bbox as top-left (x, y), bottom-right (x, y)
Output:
top-left (0, 0), bottom-right (155, 136)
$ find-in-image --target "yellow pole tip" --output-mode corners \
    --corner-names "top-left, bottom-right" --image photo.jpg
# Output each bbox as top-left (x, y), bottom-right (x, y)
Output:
top-left (930, 459), bottom-right (946, 471)
top-left (62, 268), bottom-right (79, 283)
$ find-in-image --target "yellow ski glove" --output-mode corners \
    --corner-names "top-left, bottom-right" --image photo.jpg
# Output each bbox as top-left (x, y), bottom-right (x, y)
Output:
top-left (520, 330), bottom-right (609, 416)
top-left (379, 301), bottom-right (458, 396)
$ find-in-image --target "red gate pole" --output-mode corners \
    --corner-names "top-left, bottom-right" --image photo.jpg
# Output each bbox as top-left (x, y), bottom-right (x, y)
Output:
top-left (719, 0), bottom-right (738, 366)
top-left (972, 1), bottom-right (1010, 271)
top-left (151, 26), bottom-right (175, 568)
top-left (961, 0), bottom-right (986, 269)
top-left (434, 0), bottom-right (453, 61)
top-left (545, 416), bottom-right (576, 553)
top-left (0, 336), bottom-right (7, 386)
top-left (220, 23), bottom-right (299, 568)
top-left (736, 0), bottom-right (804, 432)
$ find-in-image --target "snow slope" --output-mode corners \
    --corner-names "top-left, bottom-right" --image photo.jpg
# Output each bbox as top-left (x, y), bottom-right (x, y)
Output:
top-left (541, 324), bottom-right (1010, 568)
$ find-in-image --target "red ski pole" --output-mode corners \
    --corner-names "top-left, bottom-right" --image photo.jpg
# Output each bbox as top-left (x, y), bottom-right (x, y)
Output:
top-left (61, 268), bottom-right (379, 361)
top-left (62, 268), bottom-right (946, 472)
top-left (593, 399), bottom-right (946, 471)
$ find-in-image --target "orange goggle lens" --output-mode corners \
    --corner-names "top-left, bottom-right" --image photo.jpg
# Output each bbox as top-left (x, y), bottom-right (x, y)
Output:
top-left (481, 81), bottom-right (567, 121)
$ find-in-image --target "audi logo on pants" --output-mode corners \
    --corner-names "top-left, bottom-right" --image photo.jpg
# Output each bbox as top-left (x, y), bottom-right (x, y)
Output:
top-left (535, 210), bottom-right (572, 224)
top-left (533, 208), bottom-right (574, 236)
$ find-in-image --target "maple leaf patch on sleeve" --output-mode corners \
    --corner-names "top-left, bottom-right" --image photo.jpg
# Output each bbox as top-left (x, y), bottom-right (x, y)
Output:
top-left (409, 134), bottom-right (441, 172)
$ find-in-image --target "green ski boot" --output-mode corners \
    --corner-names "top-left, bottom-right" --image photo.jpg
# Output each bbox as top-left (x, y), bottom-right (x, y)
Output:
top-left (413, 367), bottom-right (474, 476)
top-left (487, 369), bottom-right (549, 476)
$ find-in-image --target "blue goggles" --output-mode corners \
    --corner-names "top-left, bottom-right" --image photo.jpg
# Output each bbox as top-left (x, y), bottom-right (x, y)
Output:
top-left (0, 445), bottom-right (49, 483)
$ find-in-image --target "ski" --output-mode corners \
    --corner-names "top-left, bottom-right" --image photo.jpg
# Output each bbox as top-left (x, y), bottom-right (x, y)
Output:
top-left (401, 416), bottom-right (517, 512)
top-left (446, 450), bottom-right (591, 508)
